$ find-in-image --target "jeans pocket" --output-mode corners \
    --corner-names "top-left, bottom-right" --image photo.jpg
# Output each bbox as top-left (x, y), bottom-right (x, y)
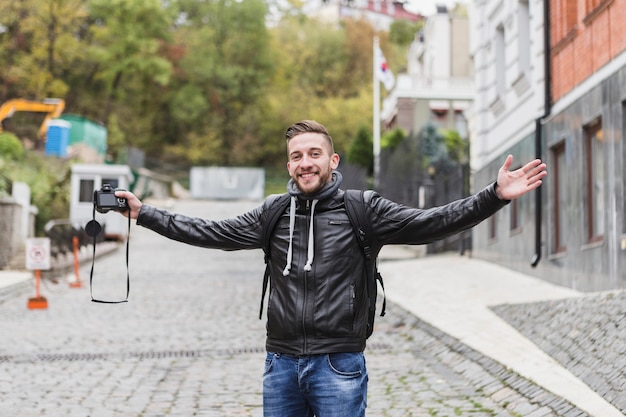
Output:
top-left (326, 352), bottom-right (364, 377)
top-left (263, 352), bottom-right (278, 376)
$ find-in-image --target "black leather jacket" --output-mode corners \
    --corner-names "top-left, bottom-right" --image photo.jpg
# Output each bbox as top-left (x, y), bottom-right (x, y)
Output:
top-left (137, 183), bottom-right (507, 355)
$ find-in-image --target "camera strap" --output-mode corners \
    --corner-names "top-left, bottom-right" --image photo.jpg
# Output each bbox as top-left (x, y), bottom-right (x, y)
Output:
top-left (86, 204), bottom-right (131, 303)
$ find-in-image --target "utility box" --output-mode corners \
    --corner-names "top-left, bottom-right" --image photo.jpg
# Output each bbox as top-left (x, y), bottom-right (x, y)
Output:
top-left (45, 119), bottom-right (71, 157)
top-left (190, 167), bottom-right (265, 200)
top-left (70, 164), bottom-right (134, 240)
top-left (60, 114), bottom-right (107, 163)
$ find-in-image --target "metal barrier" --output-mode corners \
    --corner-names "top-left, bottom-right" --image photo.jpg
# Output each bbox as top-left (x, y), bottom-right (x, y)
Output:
top-left (0, 171), bottom-right (12, 197)
top-left (44, 219), bottom-right (104, 262)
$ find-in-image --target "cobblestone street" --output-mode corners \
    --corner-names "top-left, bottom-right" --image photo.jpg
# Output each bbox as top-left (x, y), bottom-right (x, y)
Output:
top-left (0, 199), bottom-right (592, 416)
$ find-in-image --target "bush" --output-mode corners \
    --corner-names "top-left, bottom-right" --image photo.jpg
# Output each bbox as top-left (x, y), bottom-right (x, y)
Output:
top-left (347, 125), bottom-right (373, 174)
top-left (1, 150), bottom-right (71, 236)
top-left (0, 132), bottom-right (25, 160)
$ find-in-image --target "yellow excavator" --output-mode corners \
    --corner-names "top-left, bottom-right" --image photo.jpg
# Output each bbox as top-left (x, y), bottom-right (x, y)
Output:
top-left (0, 98), bottom-right (65, 141)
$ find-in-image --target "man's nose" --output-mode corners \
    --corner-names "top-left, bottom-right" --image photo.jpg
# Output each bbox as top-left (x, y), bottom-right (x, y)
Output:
top-left (300, 155), bottom-right (314, 167)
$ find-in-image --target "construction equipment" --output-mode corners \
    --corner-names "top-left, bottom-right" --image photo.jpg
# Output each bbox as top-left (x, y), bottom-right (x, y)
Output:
top-left (0, 98), bottom-right (65, 141)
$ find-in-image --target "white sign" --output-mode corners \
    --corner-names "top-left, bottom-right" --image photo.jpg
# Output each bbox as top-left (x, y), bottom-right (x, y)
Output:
top-left (26, 238), bottom-right (51, 270)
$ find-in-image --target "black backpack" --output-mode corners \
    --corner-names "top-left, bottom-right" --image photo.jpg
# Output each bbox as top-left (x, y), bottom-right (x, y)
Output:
top-left (259, 190), bottom-right (386, 338)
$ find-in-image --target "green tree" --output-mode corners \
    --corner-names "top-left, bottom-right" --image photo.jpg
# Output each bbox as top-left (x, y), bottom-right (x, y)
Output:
top-left (163, 0), bottom-right (273, 166)
top-left (381, 128), bottom-right (406, 150)
top-left (0, 0), bottom-right (87, 100)
top-left (347, 125), bottom-right (372, 174)
top-left (87, 0), bottom-right (173, 125)
top-left (0, 132), bottom-right (25, 160)
top-left (442, 128), bottom-right (469, 164)
top-left (389, 19), bottom-right (423, 47)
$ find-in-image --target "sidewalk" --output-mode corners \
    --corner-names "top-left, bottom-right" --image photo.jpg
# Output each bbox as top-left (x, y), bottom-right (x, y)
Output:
top-left (0, 241), bottom-right (120, 303)
top-left (378, 247), bottom-right (624, 417)
top-left (0, 270), bottom-right (33, 301)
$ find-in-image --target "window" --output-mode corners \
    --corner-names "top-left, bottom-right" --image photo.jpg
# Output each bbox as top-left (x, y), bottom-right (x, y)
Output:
top-left (495, 24), bottom-right (506, 97)
top-left (552, 142), bottom-right (567, 253)
top-left (552, 0), bottom-right (577, 43)
top-left (510, 165), bottom-right (522, 232)
top-left (585, 119), bottom-right (604, 243)
top-left (586, 0), bottom-right (602, 9)
top-left (489, 212), bottom-right (497, 241)
top-left (583, 0), bottom-right (615, 25)
top-left (79, 179), bottom-right (95, 203)
top-left (102, 178), bottom-right (119, 188)
top-left (623, 102), bottom-right (626, 233)
top-left (510, 199), bottom-right (520, 231)
top-left (517, 0), bottom-right (530, 75)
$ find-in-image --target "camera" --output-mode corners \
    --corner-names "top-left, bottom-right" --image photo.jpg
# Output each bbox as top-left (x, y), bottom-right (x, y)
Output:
top-left (94, 184), bottom-right (128, 213)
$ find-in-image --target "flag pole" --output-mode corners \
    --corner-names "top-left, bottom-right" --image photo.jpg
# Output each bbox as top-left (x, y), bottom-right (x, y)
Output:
top-left (373, 36), bottom-right (381, 190)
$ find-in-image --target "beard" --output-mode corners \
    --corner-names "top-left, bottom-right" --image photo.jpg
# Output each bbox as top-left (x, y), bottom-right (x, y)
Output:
top-left (294, 169), bottom-right (333, 195)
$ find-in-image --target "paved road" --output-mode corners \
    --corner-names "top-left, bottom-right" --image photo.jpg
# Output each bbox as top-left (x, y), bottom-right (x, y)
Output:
top-left (0, 199), bottom-right (592, 416)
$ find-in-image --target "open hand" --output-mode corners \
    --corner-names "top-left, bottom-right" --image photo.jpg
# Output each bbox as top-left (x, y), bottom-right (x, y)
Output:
top-left (495, 155), bottom-right (547, 200)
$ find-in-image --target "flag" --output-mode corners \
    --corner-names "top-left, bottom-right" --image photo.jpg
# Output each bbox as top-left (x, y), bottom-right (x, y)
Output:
top-left (376, 46), bottom-right (395, 91)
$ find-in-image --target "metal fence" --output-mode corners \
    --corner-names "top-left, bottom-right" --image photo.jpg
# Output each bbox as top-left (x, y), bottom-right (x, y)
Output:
top-left (0, 171), bottom-right (12, 197)
top-left (44, 219), bottom-right (103, 261)
top-left (377, 139), bottom-right (471, 255)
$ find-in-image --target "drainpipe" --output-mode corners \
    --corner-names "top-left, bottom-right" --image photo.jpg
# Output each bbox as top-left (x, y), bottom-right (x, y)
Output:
top-left (531, 0), bottom-right (552, 267)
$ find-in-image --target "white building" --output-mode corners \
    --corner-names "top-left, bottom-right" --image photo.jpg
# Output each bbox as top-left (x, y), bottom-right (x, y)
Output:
top-left (469, 0), bottom-right (546, 168)
top-left (469, 0), bottom-right (549, 274)
top-left (382, 5), bottom-right (473, 137)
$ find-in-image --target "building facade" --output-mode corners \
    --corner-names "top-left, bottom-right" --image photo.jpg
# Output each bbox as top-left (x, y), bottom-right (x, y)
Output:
top-left (471, 0), bottom-right (626, 291)
top-left (382, 6), bottom-right (473, 137)
top-left (305, 0), bottom-right (421, 30)
top-left (541, 0), bottom-right (626, 290)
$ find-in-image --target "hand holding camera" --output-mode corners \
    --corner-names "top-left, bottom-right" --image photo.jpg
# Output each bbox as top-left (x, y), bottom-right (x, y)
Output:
top-left (88, 183), bottom-right (137, 304)
top-left (93, 184), bottom-right (142, 219)
top-left (94, 184), bottom-right (129, 213)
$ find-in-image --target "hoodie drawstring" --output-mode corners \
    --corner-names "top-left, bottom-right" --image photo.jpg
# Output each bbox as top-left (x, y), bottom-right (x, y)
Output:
top-left (282, 197), bottom-right (297, 276)
top-left (282, 197), bottom-right (318, 275)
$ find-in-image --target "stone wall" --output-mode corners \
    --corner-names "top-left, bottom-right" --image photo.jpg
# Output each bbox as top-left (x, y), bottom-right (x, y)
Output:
top-left (0, 198), bottom-right (22, 269)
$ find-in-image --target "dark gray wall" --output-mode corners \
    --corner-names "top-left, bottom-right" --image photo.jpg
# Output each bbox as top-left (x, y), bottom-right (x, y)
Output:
top-left (471, 65), bottom-right (626, 292)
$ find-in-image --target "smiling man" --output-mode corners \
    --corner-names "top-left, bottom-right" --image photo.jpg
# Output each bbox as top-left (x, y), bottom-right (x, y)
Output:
top-left (286, 122), bottom-right (340, 195)
top-left (115, 119), bottom-right (546, 416)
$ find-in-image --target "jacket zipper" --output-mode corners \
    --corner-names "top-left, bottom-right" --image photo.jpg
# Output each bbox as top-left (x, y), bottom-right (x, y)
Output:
top-left (301, 199), bottom-right (310, 354)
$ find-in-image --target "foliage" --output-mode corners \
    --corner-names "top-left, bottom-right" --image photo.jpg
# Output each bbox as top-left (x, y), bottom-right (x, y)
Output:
top-left (347, 125), bottom-right (373, 174)
top-left (418, 124), bottom-right (469, 175)
top-left (0, 0), bottom-right (421, 237)
top-left (0, 151), bottom-right (71, 236)
top-left (419, 123), bottom-right (447, 169)
top-left (389, 19), bottom-right (423, 47)
top-left (0, 132), bottom-right (25, 160)
top-left (0, 0), bottom-right (86, 99)
top-left (381, 128), bottom-right (406, 150)
top-left (441, 128), bottom-right (469, 164)
top-left (0, 0), bottom-right (397, 172)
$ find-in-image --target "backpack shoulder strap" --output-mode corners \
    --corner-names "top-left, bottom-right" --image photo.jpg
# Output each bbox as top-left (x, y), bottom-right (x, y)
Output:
top-left (344, 190), bottom-right (386, 319)
top-left (259, 193), bottom-right (291, 319)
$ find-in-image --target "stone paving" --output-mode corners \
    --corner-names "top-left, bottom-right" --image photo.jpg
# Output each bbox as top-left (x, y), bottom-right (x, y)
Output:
top-left (0, 199), bottom-right (593, 416)
top-left (492, 291), bottom-right (626, 415)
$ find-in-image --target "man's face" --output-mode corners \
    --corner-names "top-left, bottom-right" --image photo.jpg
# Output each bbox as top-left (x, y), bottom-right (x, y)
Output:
top-left (287, 132), bottom-right (340, 196)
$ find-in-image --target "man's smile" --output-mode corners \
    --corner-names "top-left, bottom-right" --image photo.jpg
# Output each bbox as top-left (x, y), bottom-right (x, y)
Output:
top-left (299, 172), bottom-right (318, 180)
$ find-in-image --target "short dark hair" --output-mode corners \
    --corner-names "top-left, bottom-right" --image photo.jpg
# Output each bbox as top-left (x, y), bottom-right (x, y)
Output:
top-left (285, 120), bottom-right (335, 153)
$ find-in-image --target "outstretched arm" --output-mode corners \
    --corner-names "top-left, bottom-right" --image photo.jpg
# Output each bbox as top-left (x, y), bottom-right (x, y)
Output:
top-left (495, 155), bottom-right (547, 200)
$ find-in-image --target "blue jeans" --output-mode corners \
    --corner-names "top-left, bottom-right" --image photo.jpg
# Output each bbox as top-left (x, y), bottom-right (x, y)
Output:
top-left (263, 352), bottom-right (368, 417)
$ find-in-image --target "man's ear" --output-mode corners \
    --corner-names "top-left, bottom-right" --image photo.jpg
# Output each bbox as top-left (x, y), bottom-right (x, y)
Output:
top-left (331, 153), bottom-right (340, 169)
